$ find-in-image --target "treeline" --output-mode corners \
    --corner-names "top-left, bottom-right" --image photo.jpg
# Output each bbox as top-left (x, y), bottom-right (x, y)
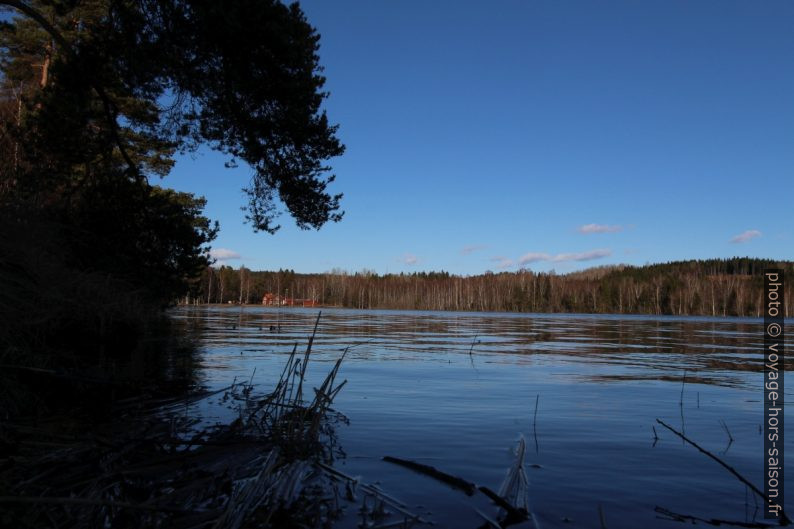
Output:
top-left (185, 258), bottom-right (794, 318)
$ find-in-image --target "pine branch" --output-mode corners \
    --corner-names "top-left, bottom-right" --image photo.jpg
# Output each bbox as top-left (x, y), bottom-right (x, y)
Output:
top-left (0, 0), bottom-right (140, 178)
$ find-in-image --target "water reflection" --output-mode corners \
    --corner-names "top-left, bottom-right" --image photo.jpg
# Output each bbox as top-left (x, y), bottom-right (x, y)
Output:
top-left (170, 306), bottom-right (793, 529)
top-left (171, 306), bottom-right (792, 390)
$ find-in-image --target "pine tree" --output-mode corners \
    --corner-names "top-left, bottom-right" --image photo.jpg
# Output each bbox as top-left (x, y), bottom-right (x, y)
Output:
top-left (0, 0), bottom-right (346, 303)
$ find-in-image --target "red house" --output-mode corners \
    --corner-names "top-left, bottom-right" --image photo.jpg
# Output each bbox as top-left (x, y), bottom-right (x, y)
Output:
top-left (262, 293), bottom-right (318, 307)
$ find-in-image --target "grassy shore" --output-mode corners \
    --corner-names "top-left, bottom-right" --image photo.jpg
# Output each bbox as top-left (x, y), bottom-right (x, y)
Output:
top-left (0, 315), bottom-right (353, 529)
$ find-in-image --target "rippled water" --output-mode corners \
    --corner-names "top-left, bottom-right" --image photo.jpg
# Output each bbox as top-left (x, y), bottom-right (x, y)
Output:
top-left (171, 306), bottom-right (793, 529)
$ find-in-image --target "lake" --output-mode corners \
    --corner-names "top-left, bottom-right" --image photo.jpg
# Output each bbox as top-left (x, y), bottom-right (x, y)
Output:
top-left (170, 306), bottom-right (793, 529)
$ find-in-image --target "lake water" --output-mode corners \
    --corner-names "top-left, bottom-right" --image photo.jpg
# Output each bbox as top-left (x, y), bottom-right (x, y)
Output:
top-left (170, 306), bottom-right (793, 529)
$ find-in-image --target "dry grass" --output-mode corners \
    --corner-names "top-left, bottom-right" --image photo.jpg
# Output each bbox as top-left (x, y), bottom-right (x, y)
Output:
top-left (0, 313), bottom-right (351, 529)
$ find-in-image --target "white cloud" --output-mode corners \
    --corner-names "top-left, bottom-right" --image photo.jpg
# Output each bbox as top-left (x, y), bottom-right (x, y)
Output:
top-left (490, 256), bottom-right (515, 269)
top-left (578, 223), bottom-right (623, 234)
top-left (730, 230), bottom-right (761, 244)
top-left (519, 248), bottom-right (612, 265)
top-left (461, 244), bottom-right (487, 255)
top-left (209, 248), bottom-right (241, 261)
top-left (552, 249), bottom-right (612, 262)
top-left (518, 252), bottom-right (551, 264)
top-left (401, 253), bottom-right (419, 265)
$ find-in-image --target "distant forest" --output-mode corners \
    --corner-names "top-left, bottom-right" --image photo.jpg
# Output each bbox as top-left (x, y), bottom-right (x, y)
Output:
top-left (185, 258), bottom-right (793, 318)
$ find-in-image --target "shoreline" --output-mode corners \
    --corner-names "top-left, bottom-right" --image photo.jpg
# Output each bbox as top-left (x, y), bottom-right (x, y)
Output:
top-left (174, 302), bottom-right (791, 321)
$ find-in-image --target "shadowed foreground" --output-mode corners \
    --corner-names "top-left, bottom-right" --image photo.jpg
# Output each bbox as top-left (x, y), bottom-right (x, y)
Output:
top-left (0, 317), bottom-right (351, 528)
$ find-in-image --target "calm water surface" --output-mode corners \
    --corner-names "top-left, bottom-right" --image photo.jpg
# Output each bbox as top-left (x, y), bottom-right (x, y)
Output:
top-left (170, 306), bottom-right (794, 529)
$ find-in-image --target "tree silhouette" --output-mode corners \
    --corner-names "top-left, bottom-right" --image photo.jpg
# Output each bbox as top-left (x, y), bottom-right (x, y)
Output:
top-left (0, 0), bottom-right (344, 234)
top-left (0, 0), bottom-right (345, 312)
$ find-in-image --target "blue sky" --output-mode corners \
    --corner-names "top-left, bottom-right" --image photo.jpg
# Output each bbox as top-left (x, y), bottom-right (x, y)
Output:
top-left (164, 0), bottom-right (794, 275)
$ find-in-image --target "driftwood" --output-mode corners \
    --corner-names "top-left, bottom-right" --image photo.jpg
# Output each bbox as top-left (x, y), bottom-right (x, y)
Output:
top-left (478, 486), bottom-right (529, 525)
top-left (384, 437), bottom-right (535, 529)
top-left (382, 455), bottom-right (477, 496)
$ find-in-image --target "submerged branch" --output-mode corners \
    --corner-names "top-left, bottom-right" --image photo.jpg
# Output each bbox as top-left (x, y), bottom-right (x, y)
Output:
top-left (655, 506), bottom-right (777, 528)
top-left (382, 455), bottom-right (477, 496)
top-left (656, 419), bottom-right (791, 526)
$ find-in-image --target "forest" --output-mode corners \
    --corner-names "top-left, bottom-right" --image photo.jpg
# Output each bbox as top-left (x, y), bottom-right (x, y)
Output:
top-left (191, 257), bottom-right (794, 318)
top-left (0, 0), bottom-right (344, 365)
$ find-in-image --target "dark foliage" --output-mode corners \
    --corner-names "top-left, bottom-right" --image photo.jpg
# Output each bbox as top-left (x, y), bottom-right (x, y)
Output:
top-left (0, 0), bottom-right (345, 303)
top-left (0, 1), bottom-right (344, 372)
top-left (1, 0), bottom-right (344, 234)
